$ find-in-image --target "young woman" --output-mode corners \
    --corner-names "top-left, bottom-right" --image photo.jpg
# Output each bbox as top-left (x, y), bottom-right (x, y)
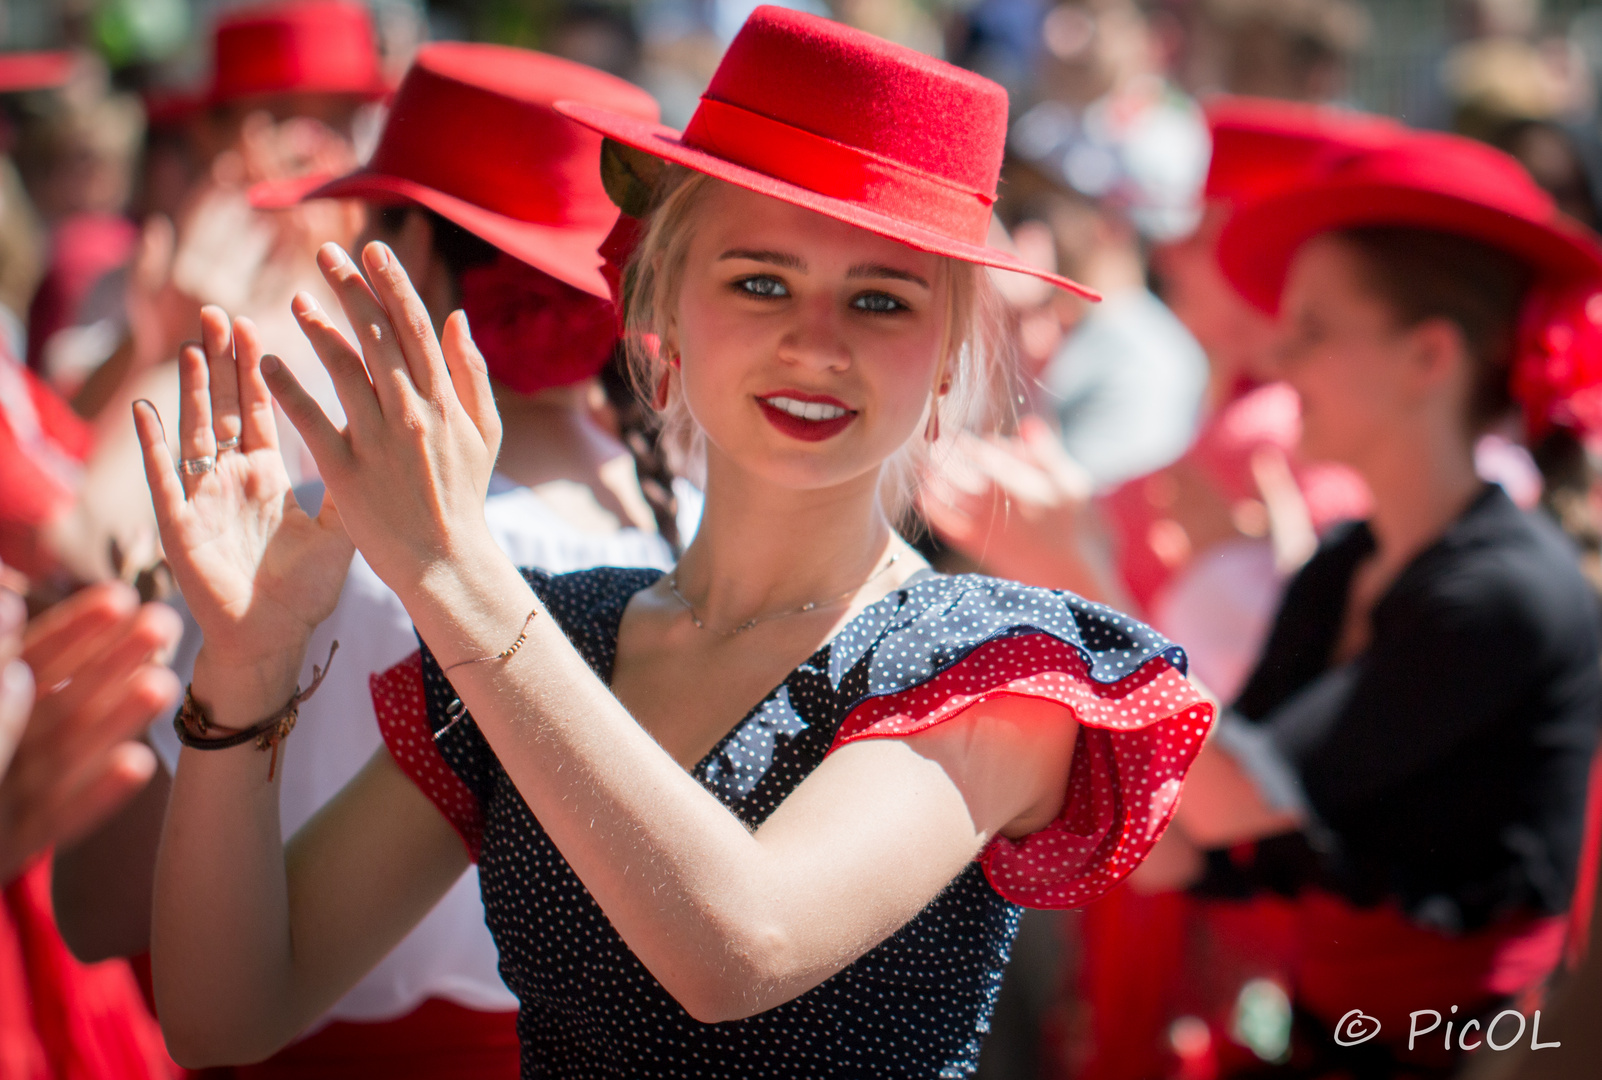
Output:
top-left (137, 9), bottom-right (1213, 1076)
top-left (54, 42), bottom-right (676, 1080)
top-left (1141, 131), bottom-right (1602, 1076)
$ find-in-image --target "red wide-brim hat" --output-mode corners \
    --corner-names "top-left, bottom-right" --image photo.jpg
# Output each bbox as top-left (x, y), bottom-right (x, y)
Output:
top-left (1204, 95), bottom-right (1405, 205)
top-left (207, 0), bottom-right (391, 105)
top-left (1218, 130), bottom-right (1602, 314)
top-left (0, 51), bottom-right (73, 94)
top-left (251, 42), bottom-right (659, 300)
top-left (556, 6), bottom-right (1097, 300)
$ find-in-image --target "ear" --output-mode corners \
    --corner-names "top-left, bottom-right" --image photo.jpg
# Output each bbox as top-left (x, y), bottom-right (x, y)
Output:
top-left (1406, 317), bottom-right (1470, 399)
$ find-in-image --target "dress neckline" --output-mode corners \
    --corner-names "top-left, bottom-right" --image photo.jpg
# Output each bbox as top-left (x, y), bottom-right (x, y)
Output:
top-left (594, 567), bottom-right (936, 779)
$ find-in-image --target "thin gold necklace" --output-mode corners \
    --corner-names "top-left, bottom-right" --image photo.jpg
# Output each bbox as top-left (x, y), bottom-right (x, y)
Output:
top-left (668, 553), bottom-right (901, 637)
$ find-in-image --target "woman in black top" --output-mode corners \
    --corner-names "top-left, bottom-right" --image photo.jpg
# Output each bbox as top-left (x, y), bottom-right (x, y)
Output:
top-left (1137, 130), bottom-right (1602, 1075)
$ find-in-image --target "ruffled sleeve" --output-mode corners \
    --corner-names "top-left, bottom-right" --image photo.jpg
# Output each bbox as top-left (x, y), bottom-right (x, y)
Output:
top-left (371, 650), bottom-right (486, 859)
top-left (826, 579), bottom-right (1214, 910)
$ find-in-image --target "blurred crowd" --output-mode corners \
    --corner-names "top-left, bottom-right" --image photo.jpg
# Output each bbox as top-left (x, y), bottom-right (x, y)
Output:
top-left (6, 0), bottom-right (1602, 1078)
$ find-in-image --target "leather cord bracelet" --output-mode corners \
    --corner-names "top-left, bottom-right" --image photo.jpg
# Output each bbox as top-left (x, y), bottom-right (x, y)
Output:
top-left (173, 641), bottom-right (339, 781)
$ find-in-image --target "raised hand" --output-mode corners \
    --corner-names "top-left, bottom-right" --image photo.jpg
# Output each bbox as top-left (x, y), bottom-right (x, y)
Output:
top-left (256, 242), bottom-right (503, 597)
top-left (132, 306), bottom-right (353, 672)
top-left (1, 579), bottom-right (181, 883)
top-left (921, 416), bottom-right (1125, 605)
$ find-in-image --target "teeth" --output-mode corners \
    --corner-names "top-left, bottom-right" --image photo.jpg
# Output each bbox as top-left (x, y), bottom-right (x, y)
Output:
top-left (764, 396), bottom-right (848, 421)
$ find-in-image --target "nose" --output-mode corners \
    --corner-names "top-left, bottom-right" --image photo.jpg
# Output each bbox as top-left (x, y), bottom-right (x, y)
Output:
top-left (776, 293), bottom-right (851, 372)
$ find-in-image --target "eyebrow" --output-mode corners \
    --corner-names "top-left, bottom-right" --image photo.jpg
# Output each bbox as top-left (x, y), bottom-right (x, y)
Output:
top-left (716, 249), bottom-right (931, 290)
top-left (718, 248), bottom-right (805, 269)
top-left (847, 262), bottom-right (930, 289)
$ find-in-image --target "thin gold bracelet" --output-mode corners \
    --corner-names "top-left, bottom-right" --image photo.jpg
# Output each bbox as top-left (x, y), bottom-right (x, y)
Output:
top-left (443, 607), bottom-right (539, 674)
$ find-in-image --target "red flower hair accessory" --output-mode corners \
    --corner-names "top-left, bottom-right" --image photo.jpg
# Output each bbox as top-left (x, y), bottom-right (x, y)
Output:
top-left (458, 253), bottom-right (618, 397)
top-left (1513, 284), bottom-right (1602, 440)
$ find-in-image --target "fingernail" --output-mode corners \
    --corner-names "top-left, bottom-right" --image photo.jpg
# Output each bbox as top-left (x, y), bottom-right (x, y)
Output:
top-left (317, 243), bottom-right (346, 270)
top-left (371, 242), bottom-right (392, 269)
top-left (455, 309), bottom-right (470, 335)
top-left (261, 354), bottom-right (282, 375)
top-left (2, 659), bottom-right (32, 699)
top-left (291, 291), bottom-right (318, 316)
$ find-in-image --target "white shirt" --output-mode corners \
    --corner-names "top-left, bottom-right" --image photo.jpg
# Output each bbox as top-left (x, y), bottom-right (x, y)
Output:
top-left (153, 474), bottom-right (697, 1023)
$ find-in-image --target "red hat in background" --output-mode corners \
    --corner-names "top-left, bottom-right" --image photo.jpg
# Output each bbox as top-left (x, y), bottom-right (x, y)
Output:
top-left (557, 5), bottom-right (1098, 299)
top-left (208, 0), bottom-right (389, 105)
top-left (254, 43), bottom-right (659, 395)
top-left (1217, 131), bottom-right (1602, 315)
top-left (1204, 95), bottom-right (1405, 204)
top-left (253, 41), bottom-right (657, 299)
top-left (0, 52), bottom-right (74, 94)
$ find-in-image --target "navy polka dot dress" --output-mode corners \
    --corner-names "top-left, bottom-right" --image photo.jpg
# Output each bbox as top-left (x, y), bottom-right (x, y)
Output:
top-left (371, 569), bottom-right (1213, 1077)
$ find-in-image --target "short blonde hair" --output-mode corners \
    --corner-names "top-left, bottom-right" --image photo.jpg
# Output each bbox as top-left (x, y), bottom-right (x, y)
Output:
top-left (621, 167), bottom-right (1017, 522)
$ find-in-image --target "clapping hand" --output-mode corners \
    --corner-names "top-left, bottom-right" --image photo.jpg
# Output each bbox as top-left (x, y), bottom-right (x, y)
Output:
top-left (132, 307), bottom-right (353, 689)
top-left (250, 242), bottom-right (503, 600)
top-left (921, 415), bottom-right (1125, 606)
top-left (0, 576), bottom-right (181, 883)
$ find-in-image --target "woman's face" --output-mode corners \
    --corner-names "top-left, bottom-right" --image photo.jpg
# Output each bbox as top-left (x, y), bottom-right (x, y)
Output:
top-left (1278, 234), bottom-right (1420, 467)
top-left (671, 181), bottom-right (949, 495)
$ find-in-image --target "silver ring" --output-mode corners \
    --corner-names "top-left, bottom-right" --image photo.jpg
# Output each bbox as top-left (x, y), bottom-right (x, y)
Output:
top-left (177, 455), bottom-right (215, 477)
top-left (216, 435), bottom-right (241, 452)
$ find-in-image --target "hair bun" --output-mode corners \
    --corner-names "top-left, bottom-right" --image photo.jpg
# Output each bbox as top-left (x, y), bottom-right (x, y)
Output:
top-left (1512, 284), bottom-right (1602, 440)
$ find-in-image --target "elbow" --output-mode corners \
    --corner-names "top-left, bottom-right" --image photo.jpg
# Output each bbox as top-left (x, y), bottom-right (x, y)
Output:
top-left (666, 923), bottom-right (801, 1025)
top-left (160, 1019), bottom-right (284, 1071)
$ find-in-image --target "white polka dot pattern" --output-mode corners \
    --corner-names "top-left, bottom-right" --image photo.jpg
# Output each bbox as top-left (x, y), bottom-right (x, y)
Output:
top-left (368, 568), bottom-right (1209, 1077)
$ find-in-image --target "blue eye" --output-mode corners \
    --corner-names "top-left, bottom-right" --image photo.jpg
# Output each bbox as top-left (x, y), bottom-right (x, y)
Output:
top-left (737, 276), bottom-right (788, 298)
top-left (853, 292), bottom-right (906, 314)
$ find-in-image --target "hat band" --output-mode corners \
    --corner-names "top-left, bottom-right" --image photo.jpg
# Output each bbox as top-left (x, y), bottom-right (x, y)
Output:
top-left (681, 97), bottom-right (994, 244)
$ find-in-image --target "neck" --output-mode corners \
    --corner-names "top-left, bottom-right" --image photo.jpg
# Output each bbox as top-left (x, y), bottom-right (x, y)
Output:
top-left (673, 449), bottom-right (899, 628)
top-left (1356, 416), bottom-right (1483, 569)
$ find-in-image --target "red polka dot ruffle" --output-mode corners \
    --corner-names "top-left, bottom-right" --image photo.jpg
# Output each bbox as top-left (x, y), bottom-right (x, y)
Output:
top-left (829, 632), bottom-right (1215, 909)
top-left (372, 650), bottom-right (485, 860)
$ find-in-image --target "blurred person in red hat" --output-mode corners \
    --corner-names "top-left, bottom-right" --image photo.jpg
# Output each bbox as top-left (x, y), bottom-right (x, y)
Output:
top-left (1119, 129), bottom-right (1602, 1076)
top-left (35, 2), bottom-right (392, 593)
top-left (52, 41), bottom-right (686, 1080)
top-left (925, 94), bottom-right (1391, 1080)
top-left (134, 8), bottom-right (1215, 1075)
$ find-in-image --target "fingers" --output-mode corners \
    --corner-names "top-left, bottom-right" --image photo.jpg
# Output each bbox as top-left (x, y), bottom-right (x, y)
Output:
top-left (230, 316), bottom-right (280, 454)
top-left (200, 306), bottom-right (243, 451)
top-left (1017, 416), bottom-right (1092, 500)
top-left (442, 310), bottom-right (501, 454)
top-left (362, 241), bottom-right (448, 400)
top-left (176, 341), bottom-right (216, 483)
top-left (312, 243), bottom-right (413, 408)
top-left (0, 659), bottom-right (33, 780)
top-left (133, 398), bottom-right (188, 533)
top-left (35, 742), bottom-right (159, 856)
top-left (21, 582), bottom-right (140, 689)
top-left (290, 290), bottom-right (382, 436)
top-left (261, 353), bottom-right (351, 477)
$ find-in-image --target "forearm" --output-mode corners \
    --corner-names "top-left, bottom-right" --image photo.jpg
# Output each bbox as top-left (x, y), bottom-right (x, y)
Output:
top-left (151, 651), bottom-right (305, 1065)
top-left (400, 550), bottom-right (1000, 1021)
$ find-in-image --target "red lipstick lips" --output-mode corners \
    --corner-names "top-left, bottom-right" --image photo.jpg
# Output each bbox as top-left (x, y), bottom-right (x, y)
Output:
top-left (756, 391), bottom-right (858, 442)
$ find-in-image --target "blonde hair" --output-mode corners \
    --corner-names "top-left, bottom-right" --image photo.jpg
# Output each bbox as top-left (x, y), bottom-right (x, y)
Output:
top-left (621, 167), bottom-right (1017, 522)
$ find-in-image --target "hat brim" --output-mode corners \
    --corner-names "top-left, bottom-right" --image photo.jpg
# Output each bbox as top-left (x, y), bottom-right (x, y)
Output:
top-left (1220, 182), bottom-right (1602, 314)
top-left (249, 170), bottom-right (615, 300)
top-left (0, 51), bottom-right (73, 94)
top-left (555, 101), bottom-right (1100, 301)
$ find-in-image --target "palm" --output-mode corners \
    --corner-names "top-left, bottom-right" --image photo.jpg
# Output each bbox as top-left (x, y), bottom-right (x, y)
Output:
top-left (136, 309), bottom-right (352, 667)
